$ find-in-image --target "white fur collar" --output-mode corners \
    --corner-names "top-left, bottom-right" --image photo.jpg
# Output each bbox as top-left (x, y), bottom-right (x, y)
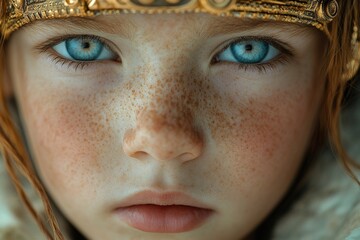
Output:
top-left (273, 95), bottom-right (360, 239)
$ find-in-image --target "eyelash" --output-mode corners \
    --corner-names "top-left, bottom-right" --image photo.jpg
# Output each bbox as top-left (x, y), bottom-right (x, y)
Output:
top-left (235, 55), bottom-right (289, 74)
top-left (52, 56), bottom-right (91, 71)
top-left (37, 35), bottom-right (293, 73)
top-left (36, 35), bottom-right (118, 71)
top-left (211, 36), bottom-right (293, 73)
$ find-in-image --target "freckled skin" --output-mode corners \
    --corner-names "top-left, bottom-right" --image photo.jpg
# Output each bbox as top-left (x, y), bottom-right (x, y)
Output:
top-left (6, 13), bottom-right (326, 240)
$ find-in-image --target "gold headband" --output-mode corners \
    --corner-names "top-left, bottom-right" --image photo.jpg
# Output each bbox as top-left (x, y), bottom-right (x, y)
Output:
top-left (3, 0), bottom-right (340, 38)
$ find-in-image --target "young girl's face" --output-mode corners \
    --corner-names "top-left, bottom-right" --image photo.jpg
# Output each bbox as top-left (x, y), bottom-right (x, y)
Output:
top-left (6, 13), bottom-right (325, 240)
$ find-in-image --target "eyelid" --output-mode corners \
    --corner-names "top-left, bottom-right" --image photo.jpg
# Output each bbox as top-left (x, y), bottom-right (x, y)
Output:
top-left (212, 36), bottom-right (295, 63)
top-left (34, 34), bottom-right (121, 72)
top-left (210, 36), bottom-right (295, 74)
top-left (35, 34), bottom-right (121, 61)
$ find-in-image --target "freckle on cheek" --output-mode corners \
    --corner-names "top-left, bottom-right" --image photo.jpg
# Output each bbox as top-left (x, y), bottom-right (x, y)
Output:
top-left (203, 84), bottom-right (306, 183)
top-left (26, 90), bottom-right (121, 190)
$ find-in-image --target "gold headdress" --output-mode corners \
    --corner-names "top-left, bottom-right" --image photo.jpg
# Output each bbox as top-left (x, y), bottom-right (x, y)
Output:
top-left (2, 0), bottom-right (340, 37)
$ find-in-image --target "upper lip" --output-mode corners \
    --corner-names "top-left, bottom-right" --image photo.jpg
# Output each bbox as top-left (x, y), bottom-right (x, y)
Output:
top-left (113, 190), bottom-right (213, 210)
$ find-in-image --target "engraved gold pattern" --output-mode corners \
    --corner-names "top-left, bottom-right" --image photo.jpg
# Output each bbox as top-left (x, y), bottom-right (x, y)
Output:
top-left (64, 0), bottom-right (79, 6)
top-left (2, 0), bottom-right (340, 39)
top-left (343, 24), bottom-right (360, 80)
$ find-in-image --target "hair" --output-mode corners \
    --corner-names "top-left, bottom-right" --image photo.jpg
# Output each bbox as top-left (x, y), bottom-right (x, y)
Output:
top-left (324, 0), bottom-right (360, 184)
top-left (0, 1), bottom-right (359, 239)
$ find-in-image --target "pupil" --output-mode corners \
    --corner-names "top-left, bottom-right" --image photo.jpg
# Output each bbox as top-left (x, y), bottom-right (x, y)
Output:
top-left (245, 44), bottom-right (253, 51)
top-left (82, 41), bottom-right (91, 49)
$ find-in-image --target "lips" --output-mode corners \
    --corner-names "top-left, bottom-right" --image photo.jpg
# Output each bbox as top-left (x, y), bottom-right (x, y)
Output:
top-left (113, 191), bottom-right (214, 233)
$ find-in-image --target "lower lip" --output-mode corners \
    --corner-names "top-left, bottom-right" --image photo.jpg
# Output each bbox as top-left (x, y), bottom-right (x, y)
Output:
top-left (115, 204), bottom-right (213, 233)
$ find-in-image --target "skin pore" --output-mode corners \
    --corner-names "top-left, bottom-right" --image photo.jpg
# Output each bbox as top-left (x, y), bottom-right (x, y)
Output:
top-left (5, 13), bottom-right (326, 240)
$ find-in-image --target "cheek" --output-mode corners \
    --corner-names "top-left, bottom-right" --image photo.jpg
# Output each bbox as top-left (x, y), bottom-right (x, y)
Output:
top-left (26, 99), bottom-right (98, 191)
top-left (212, 92), bottom-right (304, 163)
top-left (199, 89), bottom-right (319, 229)
top-left (204, 70), bottom-right (322, 200)
top-left (20, 86), bottom-right (125, 195)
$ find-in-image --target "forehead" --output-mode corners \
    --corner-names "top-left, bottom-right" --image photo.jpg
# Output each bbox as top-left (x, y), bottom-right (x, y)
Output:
top-left (25, 13), bottom-right (315, 39)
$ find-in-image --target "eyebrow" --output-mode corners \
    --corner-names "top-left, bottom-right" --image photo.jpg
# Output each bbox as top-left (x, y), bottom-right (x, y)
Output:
top-left (31, 16), bottom-right (135, 39)
top-left (200, 17), bottom-right (310, 38)
top-left (30, 14), bottom-right (311, 40)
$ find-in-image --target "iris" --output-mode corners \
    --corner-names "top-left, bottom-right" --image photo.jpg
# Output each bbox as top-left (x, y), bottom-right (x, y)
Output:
top-left (65, 37), bottom-right (104, 61)
top-left (230, 41), bottom-right (269, 64)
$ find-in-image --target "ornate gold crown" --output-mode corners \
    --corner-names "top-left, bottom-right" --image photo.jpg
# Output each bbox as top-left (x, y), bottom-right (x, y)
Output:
top-left (2, 0), bottom-right (340, 38)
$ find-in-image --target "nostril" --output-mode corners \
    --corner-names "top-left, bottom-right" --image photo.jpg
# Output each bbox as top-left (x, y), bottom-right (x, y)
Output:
top-left (130, 151), bottom-right (148, 160)
top-left (178, 153), bottom-right (195, 162)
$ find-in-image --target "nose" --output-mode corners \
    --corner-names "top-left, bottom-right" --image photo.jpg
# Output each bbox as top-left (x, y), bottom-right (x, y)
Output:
top-left (123, 107), bottom-right (203, 163)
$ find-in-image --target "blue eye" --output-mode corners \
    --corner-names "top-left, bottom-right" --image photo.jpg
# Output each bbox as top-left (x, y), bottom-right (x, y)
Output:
top-left (217, 39), bottom-right (280, 64)
top-left (53, 36), bottom-right (117, 62)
